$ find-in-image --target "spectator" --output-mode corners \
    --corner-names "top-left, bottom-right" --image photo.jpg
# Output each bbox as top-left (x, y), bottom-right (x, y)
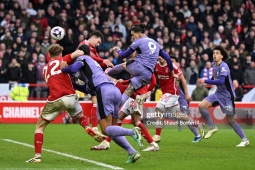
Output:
top-left (26, 2), bottom-right (37, 16)
top-left (10, 83), bottom-right (29, 101)
top-left (8, 58), bottom-right (21, 83)
top-left (186, 60), bottom-right (199, 84)
top-left (35, 54), bottom-right (48, 99)
top-left (200, 61), bottom-right (213, 80)
top-left (231, 63), bottom-right (243, 85)
top-left (191, 81), bottom-right (208, 101)
top-left (22, 62), bottom-right (37, 99)
top-left (0, 58), bottom-right (7, 83)
top-left (40, 36), bottom-right (51, 55)
top-left (243, 61), bottom-right (255, 86)
top-left (233, 80), bottom-right (244, 101)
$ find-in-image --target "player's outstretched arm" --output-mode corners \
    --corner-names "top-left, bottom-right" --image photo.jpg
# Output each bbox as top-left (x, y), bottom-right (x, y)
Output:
top-left (197, 75), bottom-right (225, 85)
top-left (112, 46), bottom-right (135, 58)
top-left (62, 61), bottom-right (83, 74)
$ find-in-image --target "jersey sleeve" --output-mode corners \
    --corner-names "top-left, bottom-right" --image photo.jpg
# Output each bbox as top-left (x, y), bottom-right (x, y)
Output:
top-left (173, 64), bottom-right (182, 76)
top-left (129, 39), bottom-right (139, 50)
top-left (62, 54), bottom-right (73, 64)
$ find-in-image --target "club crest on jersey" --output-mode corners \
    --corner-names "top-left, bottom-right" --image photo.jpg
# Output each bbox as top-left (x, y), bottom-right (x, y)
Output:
top-left (165, 68), bottom-right (168, 73)
top-left (221, 67), bottom-right (227, 72)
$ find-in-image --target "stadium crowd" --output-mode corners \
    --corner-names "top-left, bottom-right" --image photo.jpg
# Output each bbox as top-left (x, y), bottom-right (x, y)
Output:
top-left (0, 0), bottom-right (255, 100)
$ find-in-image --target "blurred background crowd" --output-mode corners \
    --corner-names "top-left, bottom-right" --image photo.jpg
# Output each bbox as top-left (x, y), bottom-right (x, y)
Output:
top-left (0, 0), bottom-right (255, 101)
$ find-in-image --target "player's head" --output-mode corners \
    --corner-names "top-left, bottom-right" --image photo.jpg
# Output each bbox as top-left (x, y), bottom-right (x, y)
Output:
top-left (213, 46), bottom-right (228, 61)
top-left (78, 44), bottom-right (90, 55)
top-left (89, 30), bottom-right (104, 48)
top-left (171, 56), bottom-right (178, 63)
top-left (131, 23), bottom-right (146, 40)
top-left (158, 56), bottom-right (166, 64)
top-left (48, 44), bottom-right (63, 58)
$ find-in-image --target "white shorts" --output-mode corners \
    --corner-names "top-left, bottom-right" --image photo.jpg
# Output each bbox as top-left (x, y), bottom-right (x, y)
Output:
top-left (41, 94), bottom-right (82, 121)
top-left (156, 93), bottom-right (180, 114)
top-left (121, 98), bottom-right (143, 116)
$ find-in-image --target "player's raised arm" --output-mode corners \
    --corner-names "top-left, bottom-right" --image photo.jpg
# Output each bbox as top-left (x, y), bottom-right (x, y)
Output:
top-left (159, 49), bottom-right (179, 79)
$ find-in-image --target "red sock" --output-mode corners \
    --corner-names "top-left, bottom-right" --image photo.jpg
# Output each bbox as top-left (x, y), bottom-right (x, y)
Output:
top-left (117, 122), bottom-right (122, 126)
top-left (156, 128), bottom-right (162, 136)
top-left (90, 105), bottom-right (98, 128)
top-left (137, 121), bottom-right (154, 144)
top-left (79, 116), bottom-right (89, 128)
top-left (34, 132), bottom-right (43, 154)
top-left (106, 136), bottom-right (112, 142)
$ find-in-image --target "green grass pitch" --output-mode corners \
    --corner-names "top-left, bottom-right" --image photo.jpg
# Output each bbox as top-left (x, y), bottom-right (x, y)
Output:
top-left (0, 124), bottom-right (254, 170)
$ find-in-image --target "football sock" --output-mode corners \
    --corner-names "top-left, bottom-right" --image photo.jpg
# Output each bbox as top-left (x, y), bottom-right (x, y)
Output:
top-left (90, 104), bottom-right (98, 128)
top-left (230, 121), bottom-right (247, 139)
top-left (106, 126), bottom-right (133, 137)
top-left (111, 136), bottom-right (136, 155)
top-left (79, 116), bottom-right (89, 128)
top-left (155, 128), bottom-right (162, 136)
top-left (136, 121), bottom-right (154, 143)
top-left (199, 108), bottom-right (215, 129)
top-left (34, 130), bottom-right (44, 155)
top-left (105, 120), bottom-right (123, 143)
top-left (186, 118), bottom-right (200, 136)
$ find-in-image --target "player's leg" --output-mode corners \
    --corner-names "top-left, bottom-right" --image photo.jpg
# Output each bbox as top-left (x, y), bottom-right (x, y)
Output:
top-left (107, 63), bottom-right (125, 76)
top-left (198, 95), bottom-right (218, 139)
top-left (123, 60), bottom-right (152, 105)
top-left (97, 106), bottom-right (141, 163)
top-left (96, 84), bottom-right (142, 163)
top-left (227, 115), bottom-right (250, 147)
top-left (26, 100), bottom-right (64, 163)
top-left (90, 95), bottom-right (98, 131)
top-left (91, 98), bottom-right (132, 150)
top-left (152, 94), bottom-right (175, 142)
top-left (152, 107), bottom-right (167, 143)
top-left (220, 99), bottom-right (249, 147)
top-left (172, 106), bottom-right (204, 142)
top-left (178, 97), bottom-right (190, 132)
top-left (26, 116), bottom-right (50, 163)
top-left (64, 94), bottom-right (105, 142)
top-left (131, 113), bottom-right (159, 151)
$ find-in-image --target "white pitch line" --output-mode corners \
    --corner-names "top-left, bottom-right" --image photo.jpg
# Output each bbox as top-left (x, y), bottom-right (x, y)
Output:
top-left (2, 139), bottom-right (123, 170)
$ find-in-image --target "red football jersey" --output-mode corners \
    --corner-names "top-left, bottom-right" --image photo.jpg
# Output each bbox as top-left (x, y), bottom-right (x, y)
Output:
top-left (155, 62), bottom-right (182, 95)
top-left (79, 40), bottom-right (107, 68)
top-left (42, 54), bottom-right (75, 101)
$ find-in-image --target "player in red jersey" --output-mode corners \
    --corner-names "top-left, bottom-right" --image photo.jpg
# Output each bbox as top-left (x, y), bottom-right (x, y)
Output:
top-left (26, 44), bottom-right (106, 163)
top-left (152, 56), bottom-right (205, 143)
top-left (78, 30), bottom-right (113, 132)
top-left (91, 68), bottom-right (159, 151)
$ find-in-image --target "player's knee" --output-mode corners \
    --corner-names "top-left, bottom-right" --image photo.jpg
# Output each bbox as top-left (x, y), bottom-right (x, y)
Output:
top-left (226, 115), bottom-right (235, 125)
top-left (198, 103), bottom-right (206, 111)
